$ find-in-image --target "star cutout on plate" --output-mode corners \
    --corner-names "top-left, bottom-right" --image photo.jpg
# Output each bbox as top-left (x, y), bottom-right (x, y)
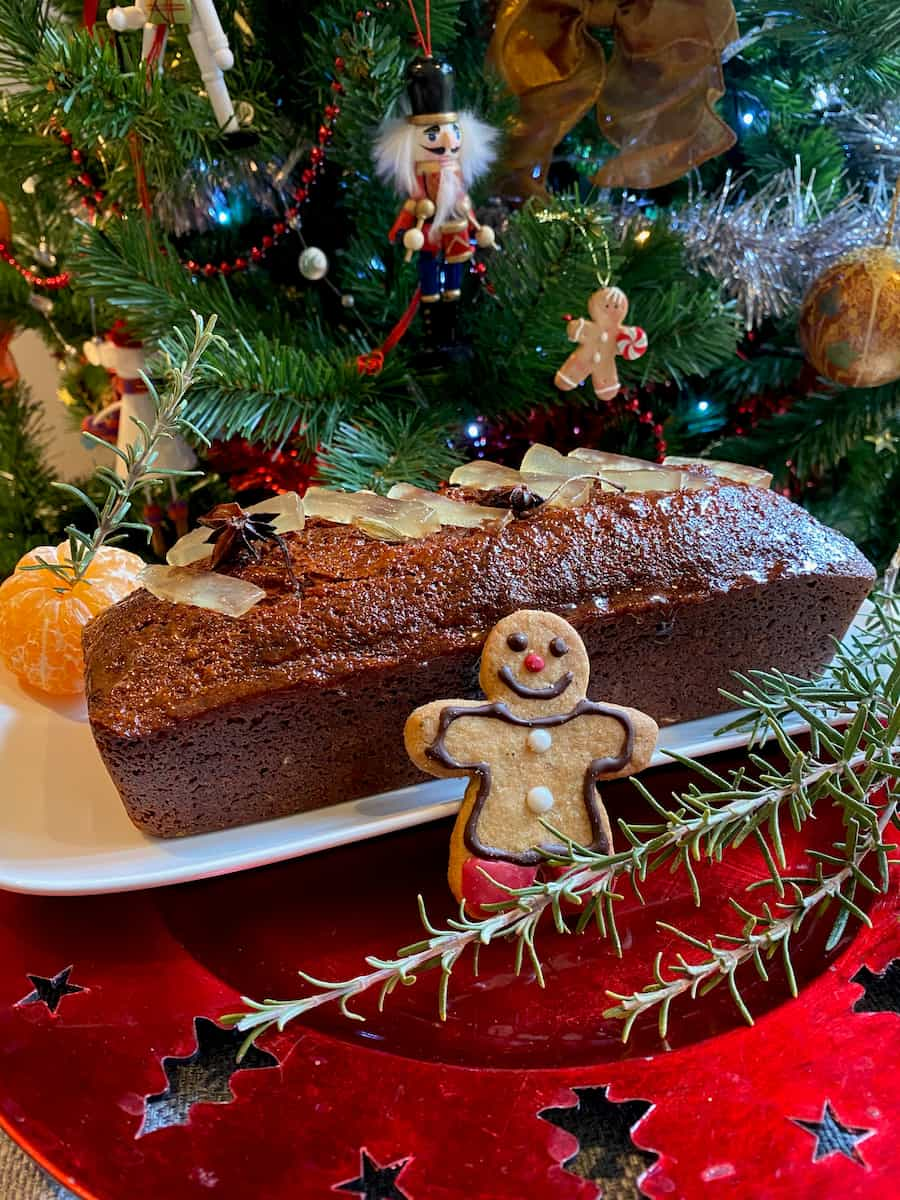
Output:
top-left (15, 965), bottom-right (85, 1014)
top-left (333, 1148), bottom-right (413, 1200)
top-left (853, 959), bottom-right (900, 1016)
top-left (138, 1017), bottom-right (278, 1137)
top-left (539, 1086), bottom-right (658, 1194)
top-left (791, 1100), bottom-right (875, 1166)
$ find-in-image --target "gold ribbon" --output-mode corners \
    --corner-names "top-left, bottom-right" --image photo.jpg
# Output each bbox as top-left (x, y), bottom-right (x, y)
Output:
top-left (487, 0), bottom-right (738, 198)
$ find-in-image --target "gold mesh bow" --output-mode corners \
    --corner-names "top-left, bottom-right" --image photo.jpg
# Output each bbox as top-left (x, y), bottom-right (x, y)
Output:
top-left (487, 0), bottom-right (738, 198)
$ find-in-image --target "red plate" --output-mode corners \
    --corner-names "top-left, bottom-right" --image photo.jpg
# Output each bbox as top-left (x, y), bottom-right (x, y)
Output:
top-left (0, 752), bottom-right (897, 1199)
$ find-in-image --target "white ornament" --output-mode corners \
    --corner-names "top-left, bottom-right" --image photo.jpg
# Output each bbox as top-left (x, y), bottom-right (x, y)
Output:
top-left (526, 729), bottom-right (552, 753)
top-left (107, 0), bottom-right (239, 133)
top-left (102, 338), bottom-right (197, 480)
top-left (299, 247), bottom-right (328, 280)
top-left (82, 336), bottom-right (105, 366)
top-left (526, 786), bottom-right (555, 814)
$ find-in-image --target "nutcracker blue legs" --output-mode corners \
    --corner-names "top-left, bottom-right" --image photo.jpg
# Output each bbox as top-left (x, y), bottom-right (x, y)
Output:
top-left (417, 252), bottom-right (464, 302)
top-left (418, 250), bottom-right (442, 302)
top-left (418, 252), bottom-right (464, 353)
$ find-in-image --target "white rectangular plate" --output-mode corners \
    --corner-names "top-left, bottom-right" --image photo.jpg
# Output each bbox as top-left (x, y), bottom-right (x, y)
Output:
top-left (0, 605), bottom-right (870, 895)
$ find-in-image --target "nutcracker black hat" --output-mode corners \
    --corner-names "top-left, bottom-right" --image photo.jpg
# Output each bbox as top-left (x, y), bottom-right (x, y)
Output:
top-left (405, 56), bottom-right (457, 126)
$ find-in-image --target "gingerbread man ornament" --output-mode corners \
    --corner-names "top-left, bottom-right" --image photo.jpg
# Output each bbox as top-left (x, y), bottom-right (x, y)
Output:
top-left (554, 286), bottom-right (648, 401)
top-left (405, 610), bottom-right (658, 910)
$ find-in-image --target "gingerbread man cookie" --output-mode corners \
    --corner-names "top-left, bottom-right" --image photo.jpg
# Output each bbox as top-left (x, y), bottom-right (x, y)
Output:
top-left (404, 610), bottom-right (658, 910)
top-left (554, 286), bottom-right (647, 401)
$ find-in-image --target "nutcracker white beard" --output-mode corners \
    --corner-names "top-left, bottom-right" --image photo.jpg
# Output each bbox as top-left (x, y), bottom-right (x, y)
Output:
top-left (428, 164), bottom-right (466, 243)
top-left (374, 110), bottom-right (499, 214)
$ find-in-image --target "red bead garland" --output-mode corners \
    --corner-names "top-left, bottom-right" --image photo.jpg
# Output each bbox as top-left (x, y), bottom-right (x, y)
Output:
top-left (25, 11), bottom-right (361, 289)
top-left (181, 60), bottom-right (345, 279)
top-left (0, 241), bottom-right (70, 290)
top-left (619, 386), bottom-right (667, 461)
top-left (48, 119), bottom-right (110, 219)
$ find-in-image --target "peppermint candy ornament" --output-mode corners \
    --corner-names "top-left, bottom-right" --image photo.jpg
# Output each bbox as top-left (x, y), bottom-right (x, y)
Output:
top-left (617, 323), bottom-right (648, 361)
top-left (554, 286), bottom-right (648, 401)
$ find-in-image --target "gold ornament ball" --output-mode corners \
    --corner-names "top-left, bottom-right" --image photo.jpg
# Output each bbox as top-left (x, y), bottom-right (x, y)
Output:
top-left (798, 245), bottom-right (900, 388)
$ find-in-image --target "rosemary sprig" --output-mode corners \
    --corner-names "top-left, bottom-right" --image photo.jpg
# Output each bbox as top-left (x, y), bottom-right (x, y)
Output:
top-left (25, 312), bottom-right (219, 589)
top-left (604, 791), bottom-right (899, 1041)
top-left (223, 596), bottom-right (899, 1055)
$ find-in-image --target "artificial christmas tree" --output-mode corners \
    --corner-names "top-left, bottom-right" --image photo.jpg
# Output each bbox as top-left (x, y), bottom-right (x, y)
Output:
top-left (0, 0), bottom-right (899, 572)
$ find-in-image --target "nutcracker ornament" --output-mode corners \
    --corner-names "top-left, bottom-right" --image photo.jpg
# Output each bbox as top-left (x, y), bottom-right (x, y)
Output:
top-left (374, 37), bottom-right (499, 355)
top-left (106, 0), bottom-right (245, 139)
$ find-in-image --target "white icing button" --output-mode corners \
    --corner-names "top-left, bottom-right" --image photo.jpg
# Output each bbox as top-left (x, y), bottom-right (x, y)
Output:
top-left (592, 351), bottom-right (602, 363)
top-left (600, 330), bottom-right (609, 342)
top-left (527, 728), bottom-right (552, 753)
top-left (526, 786), bottom-right (555, 814)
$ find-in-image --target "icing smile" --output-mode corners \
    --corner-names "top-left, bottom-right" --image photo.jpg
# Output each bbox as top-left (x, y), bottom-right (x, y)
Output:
top-left (498, 665), bottom-right (574, 700)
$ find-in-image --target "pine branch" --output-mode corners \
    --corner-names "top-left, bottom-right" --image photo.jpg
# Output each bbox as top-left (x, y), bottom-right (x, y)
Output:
top-left (316, 401), bottom-right (463, 492)
top-left (73, 220), bottom-right (250, 337)
top-left (734, 2), bottom-right (900, 104)
top-left (463, 202), bottom-right (740, 417)
top-left (174, 332), bottom-right (407, 452)
top-left (0, 0), bottom-right (45, 82)
top-left (712, 383), bottom-right (900, 481)
top-left (0, 3), bottom-right (286, 206)
top-left (222, 598), bottom-right (900, 1052)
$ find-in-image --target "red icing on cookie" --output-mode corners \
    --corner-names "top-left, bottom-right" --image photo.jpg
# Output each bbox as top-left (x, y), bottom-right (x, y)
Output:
top-left (461, 857), bottom-right (539, 912)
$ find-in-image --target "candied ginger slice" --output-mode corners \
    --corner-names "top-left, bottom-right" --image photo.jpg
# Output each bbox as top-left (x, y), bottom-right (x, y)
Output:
top-left (448, 460), bottom-right (523, 489)
top-left (542, 478), bottom-right (594, 508)
top-left (245, 491), bottom-right (306, 533)
top-left (519, 444), bottom-right (591, 479)
top-left (167, 525), bottom-right (214, 567)
top-left (663, 456), bottom-right (773, 488)
top-left (387, 483), bottom-right (511, 529)
top-left (141, 565), bottom-right (266, 617)
top-left (524, 445), bottom-right (714, 494)
top-left (167, 492), bottom-right (306, 566)
top-left (567, 447), bottom-right (659, 470)
top-left (594, 467), bottom-right (710, 493)
top-left (303, 487), bottom-right (441, 541)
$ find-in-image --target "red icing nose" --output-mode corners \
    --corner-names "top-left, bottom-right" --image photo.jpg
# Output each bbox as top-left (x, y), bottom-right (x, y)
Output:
top-left (524, 653), bottom-right (545, 673)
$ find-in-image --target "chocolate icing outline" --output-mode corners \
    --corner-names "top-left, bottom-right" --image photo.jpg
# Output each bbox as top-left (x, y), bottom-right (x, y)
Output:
top-left (497, 665), bottom-right (574, 700)
top-left (426, 699), bottom-right (635, 866)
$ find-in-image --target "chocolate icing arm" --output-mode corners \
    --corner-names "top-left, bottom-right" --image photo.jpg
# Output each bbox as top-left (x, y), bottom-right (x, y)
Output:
top-left (405, 700), bottom-right (497, 779)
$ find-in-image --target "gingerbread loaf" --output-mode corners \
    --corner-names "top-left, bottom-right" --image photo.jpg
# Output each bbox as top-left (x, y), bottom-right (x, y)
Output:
top-left (83, 480), bottom-right (875, 838)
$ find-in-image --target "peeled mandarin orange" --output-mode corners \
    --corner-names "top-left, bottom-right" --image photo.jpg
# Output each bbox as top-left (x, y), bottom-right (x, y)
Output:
top-left (0, 542), bottom-right (144, 696)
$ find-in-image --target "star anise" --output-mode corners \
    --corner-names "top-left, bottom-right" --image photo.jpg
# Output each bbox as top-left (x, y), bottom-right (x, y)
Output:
top-left (198, 502), bottom-right (299, 590)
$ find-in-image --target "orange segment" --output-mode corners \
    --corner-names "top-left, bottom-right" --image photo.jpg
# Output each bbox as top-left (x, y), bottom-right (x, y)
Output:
top-left (0, 542), bottom-right (144, 696)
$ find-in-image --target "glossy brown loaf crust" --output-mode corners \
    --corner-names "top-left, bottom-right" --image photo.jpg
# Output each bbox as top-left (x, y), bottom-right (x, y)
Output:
top-left (83, 483), bottom-right (875, 838)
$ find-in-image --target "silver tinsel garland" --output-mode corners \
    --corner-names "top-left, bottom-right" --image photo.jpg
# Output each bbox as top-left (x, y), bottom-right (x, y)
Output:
top-left (661, 164), bottom-right (894, 329)
top-left (828, 102), bottom-right (900, 179)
